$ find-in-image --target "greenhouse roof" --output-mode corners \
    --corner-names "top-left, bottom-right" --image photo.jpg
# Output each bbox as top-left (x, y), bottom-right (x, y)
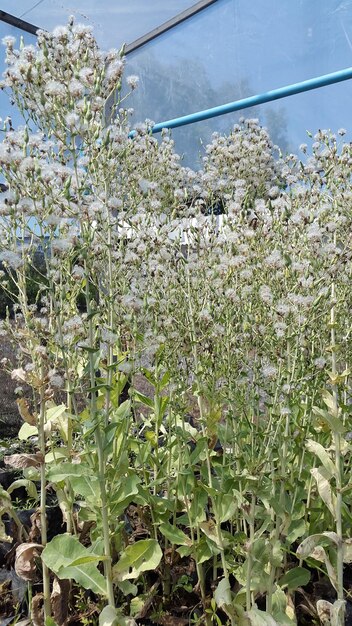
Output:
top-left (1, 0), bottom-right (352, 166)
top-left (0, 0), bottom-right (205, 48)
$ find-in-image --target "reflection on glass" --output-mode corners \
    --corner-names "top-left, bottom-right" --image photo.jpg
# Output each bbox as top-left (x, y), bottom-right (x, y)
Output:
top-left (126, 0), bottom-right (352, 165)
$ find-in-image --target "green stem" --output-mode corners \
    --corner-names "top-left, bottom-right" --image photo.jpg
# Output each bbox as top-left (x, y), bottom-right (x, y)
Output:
top-left (246, 494), bottom-right (255, 612)
top-left (39, 376), bottom-right (51, 620)
top-left (85, 260), bottom-right (115, 607)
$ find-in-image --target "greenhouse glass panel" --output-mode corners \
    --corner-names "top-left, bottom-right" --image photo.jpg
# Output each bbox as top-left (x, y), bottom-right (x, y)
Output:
top-left (0, 21), bottom-right (36, 128)
top-left (126, 0), bottom-right (352, 164)
top-left (0, 0), bottom-right (196, 49)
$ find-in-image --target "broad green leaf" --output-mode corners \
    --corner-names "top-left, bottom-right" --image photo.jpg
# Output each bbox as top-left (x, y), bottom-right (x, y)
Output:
top-left (112, 473), bottom-right (141, 503)
top-left (216, 493), bottom-right (238, 523)
top-left (46, 404), bottom-right (67, 421)
top-left (47, 463), bottom-right (90, 482)
top-left (45, 449), bottom-right (68, 463)
top-left (199, 520), bottom-right (221, 547)
top-left (297, 533), bottom-right (338, 558)
top-left (42, 534), bottom-right (107, 597)
top-left (116, 580), bottom-right (138, 596)
top-left (69, 555), bottom-right (108, 566)
top-left (45, 619), bottom-right (59, 626)
top-left (70, 475), bottom-right (100, 501)
top-left (297, 536), bottom-right (337, 590)
top-left (45, 403), bottom-right (69, 441)
top-left (271, 587), bottom-right (287, 616)
top-left (279, 566), bottom-right (310, 591)
top-left (18, 423), bottom-right (38, 440)
top-left (159, 522), bottom-right (192, 546)
top-left (271, 613), bottom-right (296, 626)
top-left (111, 400), bottom-right (131, 422)
top-left (7, 479), bottom-right (38, 501)
top-left (133, 391), bottom-right (154, 409)
top-left (310, 467), bottom-right (336, 518)
top-left (313, 407), bottom-right (345, 434)
top-left (286, 519), bottom-right (307, 544)
top-left (196, 536), bottom-right (220, 563)
top-left (306, 440), bottom-right (336, 478)
top-left (214, 577), bottom-right (232, 607)
top-left (242, 609), bottom-right (279, 625)
top-left (99, 605), bottom-right (118, 626)
top-left (189, 486), bottom-right (208, 524)
top-left (113, 539), bottom-right (162, 581)
top-left (322, 390), bottom-right (339, 418)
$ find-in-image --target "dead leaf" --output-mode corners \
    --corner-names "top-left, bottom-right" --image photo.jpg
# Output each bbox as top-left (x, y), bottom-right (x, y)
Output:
top-left (316, 599), bottom-right (332, 626)
top-left (11, 367), bottom-right (27, 383)
top-left (51, 576), bottom-right (70, 626)
top-left (4, 453), bottom-right (44, 469)
top-left (29, 509), bottom-right (42, 542)
top-left (17, 398), bottom-right (37, 425)
top-left (32, 592), bottom-right (44, 626)
top-left (15, 542), bottom-right (43, 581)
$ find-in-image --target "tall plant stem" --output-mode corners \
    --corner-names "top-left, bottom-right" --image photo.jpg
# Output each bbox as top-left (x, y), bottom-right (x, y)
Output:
top-left (39, 376), bottom-right (51, 620)
top-left (330, 281), bottom-right (344, 606)
top-left (85, 260), bottom-right (115, 607)
top-left (186, 269), bottom-right (229, 581)
top-left (246, 493), bottom-right (255, 612)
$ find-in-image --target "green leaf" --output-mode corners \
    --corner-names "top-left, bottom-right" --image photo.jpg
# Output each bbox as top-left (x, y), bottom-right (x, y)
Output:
top-left (279, 566), bottom-right (311, 591)
top-left (113, 539), bottom-right (162, 581)
top-left (199, 520), bottom-right (221, 547)
top-left (46, 404), bottom-right (69, 441)
top-left (18, 423), bottom-right (38, 440)
top-left (69, 555), bottom-right (108, 567)
top-left (70, 475), bottom-right (100, 501)
top-left (216, 493), bottom-right (239, 523)
top-left (310, 467), bottom-right (337, 518)
top-left (46, 404), bottom-right (67, 421)
top-left (45, 618), bottom-right (59, 626)
top-left (306, 439), bottom-right (336, 478)
top-left (297, 533), bottom-right (339, 559)
top-left (99, 605), bottom-right (119, 626)
top-left (110, 472), bottom-right (140, 514)
top-left (159, 522), bottom-right (192, 546)
top-left (322, 390), bottom-right (339, 418)
top-left (47, 463), bottom-right (90, 482)
top-left (313, 407), bottom-right (345, 434)
top-left (214, 577), bottom-right (232, 607)
top-left (286, 518), bottom-right (307, 544)
top-left (98, 605), bottom-right (137, 626)
top-left (116, 580), bottom-right (138, 596)
top-left (7, 479), bottom-right (38, 501)
top-left (243, 609), bottom-right (279, 625)
top-left (133, 391), bottom-right (154, 409)
top-left (42, 534), bottom-right (107, 597)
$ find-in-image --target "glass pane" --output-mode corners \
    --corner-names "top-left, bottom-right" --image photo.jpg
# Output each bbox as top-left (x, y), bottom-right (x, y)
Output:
top-left (126, 0), bottom-right (352, 165)
top-left (0, 0), bottom-right (196, 48)
top-left (0, 22), bottom-right (37, 129)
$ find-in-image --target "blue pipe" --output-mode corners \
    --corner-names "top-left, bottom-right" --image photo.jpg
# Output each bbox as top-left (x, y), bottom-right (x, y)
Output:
top-left (129, 66), bottom-right (352, 137)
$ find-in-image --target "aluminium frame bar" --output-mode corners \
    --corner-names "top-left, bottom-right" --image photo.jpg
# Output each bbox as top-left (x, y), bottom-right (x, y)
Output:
top-left (0, 1), bottom-right (218, 53)
top-left (125, 0), bottom-right (218, 54)
top-left (0, 10), bottom-right (39, 35)
top-left (137, 66), bottom-right (352, 136)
